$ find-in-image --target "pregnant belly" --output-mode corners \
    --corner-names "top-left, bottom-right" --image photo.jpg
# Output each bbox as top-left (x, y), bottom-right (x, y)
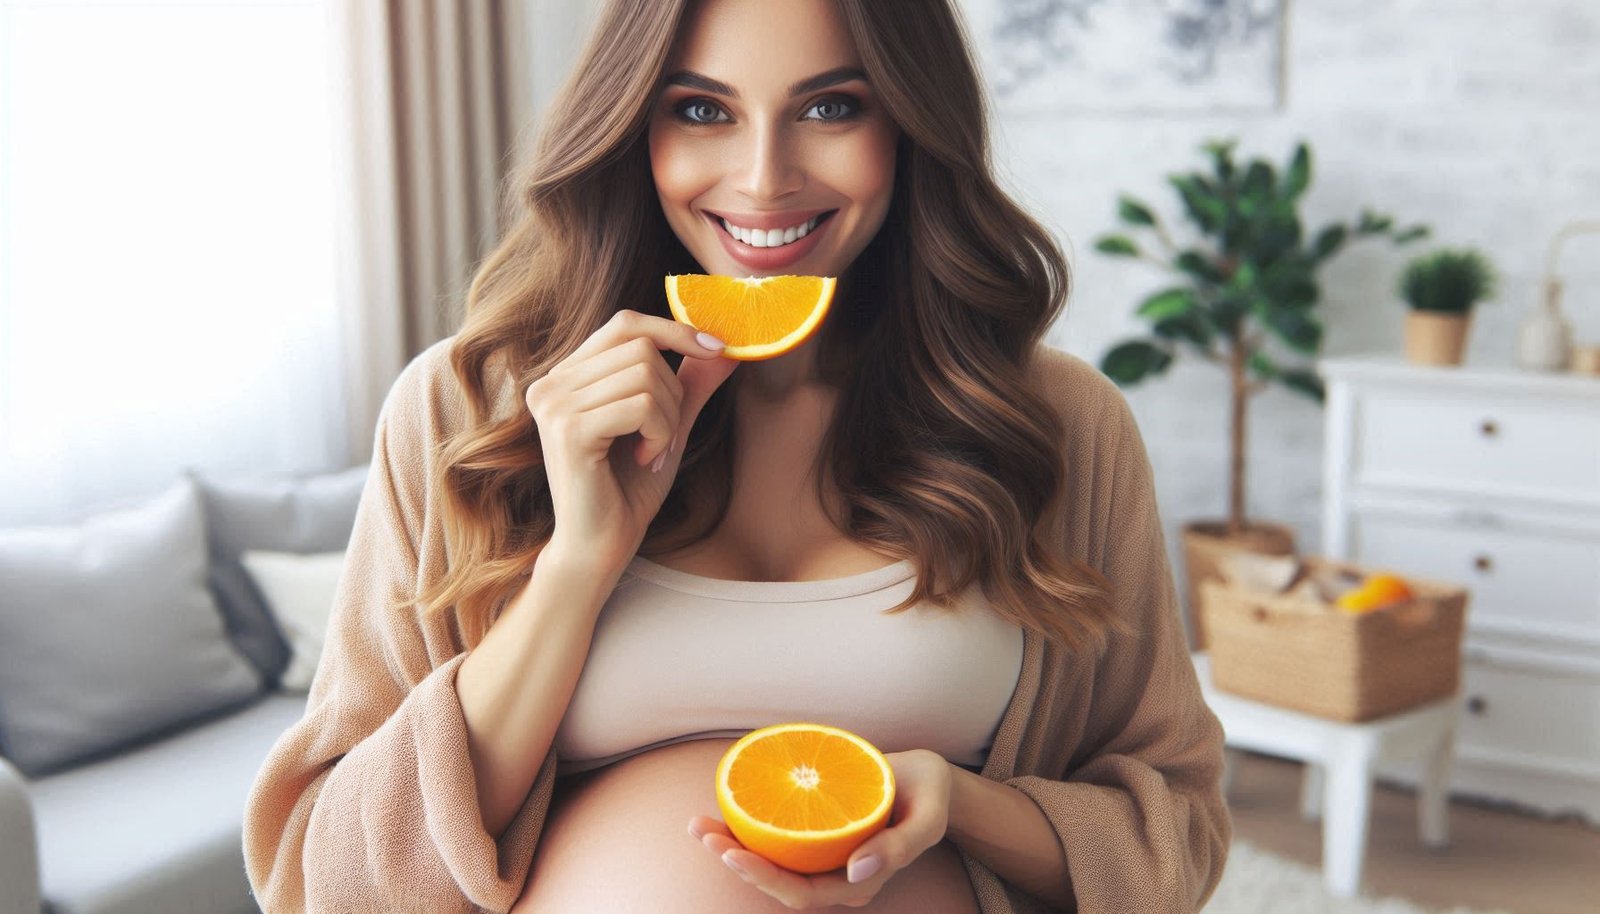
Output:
top-left (510, 737), bottom-right (982, 914)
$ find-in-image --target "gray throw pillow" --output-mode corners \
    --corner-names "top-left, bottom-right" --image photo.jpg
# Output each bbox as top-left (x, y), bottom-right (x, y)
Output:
top-left (0, 477), bottom-right (264, 777)
top-left (187, 464), bottom-right (368, 687)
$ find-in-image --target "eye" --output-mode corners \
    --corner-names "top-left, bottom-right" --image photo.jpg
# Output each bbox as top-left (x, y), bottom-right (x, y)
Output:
top-left (803, 95), bottom-right (862, 122)
top-left (674, 98), bottom-right (730, 125)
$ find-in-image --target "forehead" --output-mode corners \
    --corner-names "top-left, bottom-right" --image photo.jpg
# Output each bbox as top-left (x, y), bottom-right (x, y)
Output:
top-left (665, 0), bottom-right (862, 81)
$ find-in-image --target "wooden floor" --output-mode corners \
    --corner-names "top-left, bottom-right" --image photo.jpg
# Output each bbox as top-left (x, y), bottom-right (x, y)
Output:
top-left (1225, 750), bottom-right (1600, 914)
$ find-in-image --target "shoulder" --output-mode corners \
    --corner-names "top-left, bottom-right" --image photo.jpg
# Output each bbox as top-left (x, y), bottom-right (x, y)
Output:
top-left (1026, 342), bottom-right (1139, 451)
top-left (380, 335), bottom-right (471, 445)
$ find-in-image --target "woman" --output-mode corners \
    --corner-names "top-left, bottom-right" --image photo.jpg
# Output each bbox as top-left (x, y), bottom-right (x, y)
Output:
top-left (242, 0), bottom-right (1231, 911)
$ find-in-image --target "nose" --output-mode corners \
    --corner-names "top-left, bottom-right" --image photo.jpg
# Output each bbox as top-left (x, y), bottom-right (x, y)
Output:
top-left (733, 123), bottom-right (803, 202)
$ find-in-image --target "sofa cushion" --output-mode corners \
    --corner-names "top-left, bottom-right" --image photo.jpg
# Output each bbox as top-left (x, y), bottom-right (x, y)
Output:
top-left (0, 477), bottom-right (264, 777)
top-left (188, 464), bottom-right (368, 687)
top-left (30, 692), bottom-right (307, 914)
top-left (238, 549), bottom-right (347, 692)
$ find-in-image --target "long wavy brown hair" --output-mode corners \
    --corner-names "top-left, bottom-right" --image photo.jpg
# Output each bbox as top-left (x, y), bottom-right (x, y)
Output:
top-left (419, 0), bottom-right (1129, 653)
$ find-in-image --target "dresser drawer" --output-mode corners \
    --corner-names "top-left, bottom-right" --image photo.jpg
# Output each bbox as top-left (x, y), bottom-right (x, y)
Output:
top-left (1456, 650), bottom-right (1600, 772)
top-left (1351, 509), bottom-right (1600, 644)
top-left (1354, 392), bottom-right (1600, 502)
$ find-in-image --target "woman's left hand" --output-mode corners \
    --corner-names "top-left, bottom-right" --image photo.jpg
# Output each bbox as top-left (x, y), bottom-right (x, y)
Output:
top-left (688, 748), bottom-right (953, 910)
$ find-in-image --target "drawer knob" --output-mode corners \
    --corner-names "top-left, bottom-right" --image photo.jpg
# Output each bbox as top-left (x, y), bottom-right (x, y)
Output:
top-left (1479, 418), bottom-right (1499, 438)
top-left (1473, 554), bottom-right (1494, 573)
top-left (1467, 695), bottom-right (1489, 715)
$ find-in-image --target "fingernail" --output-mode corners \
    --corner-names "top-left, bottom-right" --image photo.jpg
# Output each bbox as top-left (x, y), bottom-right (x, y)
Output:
top-left (687, 822), bottom-right (705, 840)
top-left (671, 434), bottom-right (679, 455)
top-left (722, 852), bottom-right (749, 878)
top-left (652, 452), bottom-right (666, 473)
top-left (848, 855), bottom-right (882, 883)
top-left (696, 331), bottom-right (726, 351)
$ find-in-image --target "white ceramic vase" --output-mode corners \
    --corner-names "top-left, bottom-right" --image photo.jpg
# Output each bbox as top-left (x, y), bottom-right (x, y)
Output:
top-left (1515, 296), bottom-right (1573, 371)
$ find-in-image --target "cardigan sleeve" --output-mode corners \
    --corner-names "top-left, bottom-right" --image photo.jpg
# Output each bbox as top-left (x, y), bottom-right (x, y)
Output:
top-left (242, 352), bottom-right (559, 914)
top-left (1004, 386), bottom-right (1231, 913)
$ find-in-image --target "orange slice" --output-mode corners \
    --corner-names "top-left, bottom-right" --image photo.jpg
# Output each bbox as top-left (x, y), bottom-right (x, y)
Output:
top-left (715, 722), bottom-right (895, 874)
top-left (665, 274), bottom-right (836, 361)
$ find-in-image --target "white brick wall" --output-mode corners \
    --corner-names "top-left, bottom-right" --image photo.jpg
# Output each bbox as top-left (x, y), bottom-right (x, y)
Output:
top-left (964, 0), bottom-right (1600, 596)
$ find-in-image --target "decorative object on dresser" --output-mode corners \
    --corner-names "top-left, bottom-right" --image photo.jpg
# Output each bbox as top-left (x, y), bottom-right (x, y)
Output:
top-left (1093, 137), bottom-right (1430, 649)
top-left (1319, 355), bottom-right (1600, 827)
top-left (1398, 248), bottom-right (1497, 367)
top-left (1516, 219), bottom-right (1598, 372)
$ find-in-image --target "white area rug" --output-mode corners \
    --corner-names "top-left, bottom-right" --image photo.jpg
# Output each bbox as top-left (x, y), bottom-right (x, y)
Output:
top-left (1200, 840), bottom-right (1512, 914)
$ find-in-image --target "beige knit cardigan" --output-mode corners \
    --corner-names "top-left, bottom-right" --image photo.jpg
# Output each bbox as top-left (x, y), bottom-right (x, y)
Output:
top-left (242, 338), bottom-right (1231, 913)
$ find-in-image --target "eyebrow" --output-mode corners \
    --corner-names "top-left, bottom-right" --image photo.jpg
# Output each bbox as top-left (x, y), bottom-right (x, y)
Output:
top-left (660, 66), bottom-right (869, 100)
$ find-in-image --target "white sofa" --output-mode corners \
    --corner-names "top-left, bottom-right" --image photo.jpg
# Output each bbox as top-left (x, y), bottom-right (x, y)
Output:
top-left (0, 464), bottom-right (367, 914)
top-left (0, 695), bottom-right (305, 914)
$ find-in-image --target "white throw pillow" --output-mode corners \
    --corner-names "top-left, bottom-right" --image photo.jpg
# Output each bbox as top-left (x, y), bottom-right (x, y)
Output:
top-left (239, 549), bottom-right (347, 692)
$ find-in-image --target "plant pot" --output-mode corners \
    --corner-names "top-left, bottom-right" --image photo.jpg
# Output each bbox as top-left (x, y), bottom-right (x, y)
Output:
top-left (1179, 519), bottom-right (1297, 651)
top-left (1404, 310), bottom-right (1473, 366)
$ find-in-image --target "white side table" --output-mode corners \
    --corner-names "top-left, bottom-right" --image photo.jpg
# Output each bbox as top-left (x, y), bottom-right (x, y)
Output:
top-left (1192, 652), bottom-right (1460, 898)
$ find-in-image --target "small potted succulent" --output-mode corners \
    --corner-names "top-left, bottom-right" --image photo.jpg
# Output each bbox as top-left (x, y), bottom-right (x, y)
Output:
top-left (1399, 248), bottom-right (1497, 366)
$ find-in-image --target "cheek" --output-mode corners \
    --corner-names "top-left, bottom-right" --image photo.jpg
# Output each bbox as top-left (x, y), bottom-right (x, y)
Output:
top-left (827, 126), bottom-right (897, 216)
top-left (648, 126), bottom-right (708, 208)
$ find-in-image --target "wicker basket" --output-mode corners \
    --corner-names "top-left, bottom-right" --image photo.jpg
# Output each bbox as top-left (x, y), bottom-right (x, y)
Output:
top-left (1198, 556), bottom-right (1469, 722)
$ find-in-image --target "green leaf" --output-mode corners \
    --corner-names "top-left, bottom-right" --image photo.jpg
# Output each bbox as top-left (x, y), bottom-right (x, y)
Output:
top-left (1241, 161), bottom-right (1276, 209)
top-left (1100, 340), bottom-right (1174, 385)
top-left (1211, 292), bottom-right (1251, 334)
top-left (1226, 260), bottom-right (1258, 291)
top-left (1169, 175), bottom-right (1228, 235)
top-left (1262, 306), bottom-right (1324, 354)
top-left (1356, 209), bottom-right (1394, 234)
top-left (1096, 235), bottom-right (1142, 257)
top-left (1394, 225), bottom-right (1431, 244)
top-left (1248, 351), bottom-right (1278, 380)
top-left (1176, 250), bottom-right (1224, 284)
top-left (1137, 287), bottom-right (1197, 321)
top-left (1201, 138), bottom-right (1238, 184)
top-left (1278, 369), bottom-right (1326, 402)
top-left (1153, 310), bottom-right (1217, 349)
top-left (1117, 195), bottom-right (1158, 227)
top-left (1281, 143), bottom-right (1311, 200)
top-left (1311, 225), bottom-right (1347, 261)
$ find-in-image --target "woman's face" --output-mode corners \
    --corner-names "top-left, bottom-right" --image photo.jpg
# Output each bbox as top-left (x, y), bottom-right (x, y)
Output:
top-left (648, 0), bottom-right (900, 279)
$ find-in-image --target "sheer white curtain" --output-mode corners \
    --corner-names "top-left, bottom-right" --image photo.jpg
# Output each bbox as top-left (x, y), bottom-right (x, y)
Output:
top-left (0, 0), bottom-right (347, 526)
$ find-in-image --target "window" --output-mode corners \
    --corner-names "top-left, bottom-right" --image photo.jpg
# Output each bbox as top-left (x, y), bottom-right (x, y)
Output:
top-left (1, 0), bottom-right (347, 525)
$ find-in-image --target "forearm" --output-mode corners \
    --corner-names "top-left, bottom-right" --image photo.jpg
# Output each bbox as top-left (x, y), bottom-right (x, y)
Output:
top-left (946, 762), bottom-right (1075, 911)
top-left (456, 540), bottom-right (622, 839)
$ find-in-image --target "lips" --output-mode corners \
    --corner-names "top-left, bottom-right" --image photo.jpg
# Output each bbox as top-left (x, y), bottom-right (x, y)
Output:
top-left (703, 209), bottom-right (837, 273)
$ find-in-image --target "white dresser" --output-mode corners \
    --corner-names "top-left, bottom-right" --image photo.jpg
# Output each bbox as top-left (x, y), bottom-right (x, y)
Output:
top-left (1319, 355), bottom-right (1600, 825)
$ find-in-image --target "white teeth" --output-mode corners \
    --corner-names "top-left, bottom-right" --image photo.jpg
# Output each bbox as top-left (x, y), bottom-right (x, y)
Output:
top-left (719, 215), bottom-right (823, 249)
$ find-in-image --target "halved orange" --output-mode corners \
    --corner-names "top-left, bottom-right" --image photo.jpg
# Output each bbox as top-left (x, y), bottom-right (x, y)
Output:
top-left (665, 274), bottom-right (836, 361)
top-left (715, 722), bottom-right (895, 874)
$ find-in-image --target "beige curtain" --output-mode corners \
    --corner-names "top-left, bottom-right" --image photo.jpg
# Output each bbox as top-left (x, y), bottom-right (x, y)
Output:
top-left (327, 0), bottom-right (536, 465)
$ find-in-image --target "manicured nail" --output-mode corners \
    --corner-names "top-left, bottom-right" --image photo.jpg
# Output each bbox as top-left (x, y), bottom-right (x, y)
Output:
top-left (671, 434), bottom-right (679, 455)
top-left (697, 331), bottom-right (725, 351)
top-left (722, 852), bottom-right (749, 878)
top-left (848, 855), bottom-right (882, 883)
top-left (687, 821), bottom-right (705, 840)
top-left (652, 452), bottom-right (666, 473)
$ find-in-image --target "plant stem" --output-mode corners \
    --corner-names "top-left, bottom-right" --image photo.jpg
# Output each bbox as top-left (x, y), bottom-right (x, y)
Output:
top-left (1227, 337), bottom-right (1248, 536)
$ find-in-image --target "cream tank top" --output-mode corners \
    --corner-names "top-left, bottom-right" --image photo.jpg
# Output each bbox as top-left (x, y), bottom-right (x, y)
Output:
top-left (552, 555), bottom-right (1025, 777)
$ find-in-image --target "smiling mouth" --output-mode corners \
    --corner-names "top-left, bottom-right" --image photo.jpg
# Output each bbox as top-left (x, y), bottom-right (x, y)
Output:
top-left (712, 210), bottom-right (838, 249)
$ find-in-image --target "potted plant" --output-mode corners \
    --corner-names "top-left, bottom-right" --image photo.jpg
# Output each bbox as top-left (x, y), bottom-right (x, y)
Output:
top-left (1400, 248), bottom-right (1497, 366)
top-left (1095, 138), bottom-right (1429, 649)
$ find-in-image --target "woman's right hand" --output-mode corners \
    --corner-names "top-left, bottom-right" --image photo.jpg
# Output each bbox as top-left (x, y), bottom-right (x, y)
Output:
top-left (526, 309), bottom-right (739, 571)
